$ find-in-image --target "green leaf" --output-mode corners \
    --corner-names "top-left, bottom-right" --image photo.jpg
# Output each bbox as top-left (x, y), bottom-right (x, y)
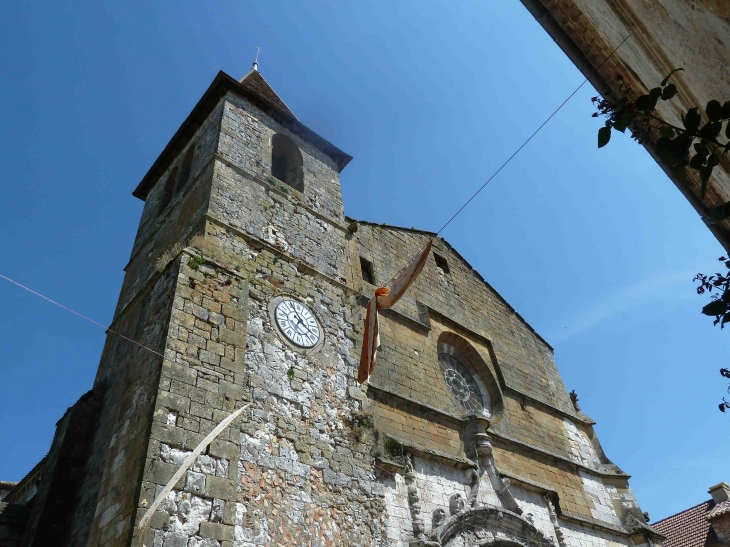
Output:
top-left (598, 126), bottom-right (611, 148)
top-left (702, 299), bottom-right (726, 316)
top-left (706, 100), bottom-right (723, 121)
top-left (683, 108), bottom-right (702, 133)
top-left (660, 126), bottom-right (674, 139)
top-left (698, 121), bottom-right (722, 140)
top-left (634, 94), bottom-right (654, 111)
top-left (661, 68), bottom-right (684, 86)
top-left (661, 84), bottom-right (677, 100)
top-left (649, 87), bottom-right (663, 99)
top-left (708, 153), bottom-right (720, 167)
top-left (694, 143), bottom-right (709, 157)
top-left (722, 101), bottom-right (730, 120)
top-left (613, 116), bottom-right (628, 133)
top-left (705, 201), bottom-right (730, 223)
top-left (690, 154), bottom-right (706, 170)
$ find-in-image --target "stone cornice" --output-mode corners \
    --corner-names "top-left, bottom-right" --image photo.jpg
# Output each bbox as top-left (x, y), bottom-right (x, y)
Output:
top-left (365, 383), bottom-right (627, 480)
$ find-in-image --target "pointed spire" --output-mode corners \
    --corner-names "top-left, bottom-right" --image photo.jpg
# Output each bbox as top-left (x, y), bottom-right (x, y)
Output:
top-left (239, 66), bottom-right (298, 120)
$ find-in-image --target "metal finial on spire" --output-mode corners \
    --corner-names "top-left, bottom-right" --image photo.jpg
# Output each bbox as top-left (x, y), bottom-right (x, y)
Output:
top-left (253, 46), bottom-right (261, 71)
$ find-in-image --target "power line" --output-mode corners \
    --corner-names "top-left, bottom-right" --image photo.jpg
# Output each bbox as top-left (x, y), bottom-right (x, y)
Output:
top-left (0, 35), bottom-right (632, 357)
top-left (436, 34), bottom-right (632, 236)
top-left (0, 273), bottom-right (165, 358)
top-left (372, 33), bottom-right (631, 288)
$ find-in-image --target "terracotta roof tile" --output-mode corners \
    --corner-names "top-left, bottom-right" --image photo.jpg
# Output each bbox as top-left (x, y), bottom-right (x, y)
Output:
top-left (652, 500), bottom-right (719, 547)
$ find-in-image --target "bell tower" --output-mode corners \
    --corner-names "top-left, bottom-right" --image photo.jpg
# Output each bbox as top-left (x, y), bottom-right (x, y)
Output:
top-left (21, 67), bottom-right (357, 547)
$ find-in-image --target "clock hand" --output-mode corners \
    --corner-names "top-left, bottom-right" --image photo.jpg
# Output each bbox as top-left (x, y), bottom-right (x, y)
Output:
top-left (294, 315), bottom-right (316, 336)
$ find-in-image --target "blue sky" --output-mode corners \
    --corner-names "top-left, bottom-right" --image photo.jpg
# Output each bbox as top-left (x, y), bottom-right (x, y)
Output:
top-left (0, 1), bottom-right (726, 521)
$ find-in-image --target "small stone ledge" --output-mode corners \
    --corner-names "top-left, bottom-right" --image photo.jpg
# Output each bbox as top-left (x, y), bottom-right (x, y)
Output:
top-left (374, 456), bottom-right (405, 475)
top-left (491, 433), bottom-right (631, 480)
top-left (380, 433), bottom-right (476, 470)
top-left (559, 508), bottom-right (632, 537)
top-left (497, 469), bottom-right (558, 498)
top-left (205, 214), bottom-right (356, 295)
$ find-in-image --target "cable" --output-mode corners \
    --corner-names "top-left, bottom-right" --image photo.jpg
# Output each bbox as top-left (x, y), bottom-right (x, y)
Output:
top-left (372, 33), bottom-right (632, 289)
top-left (435, 33), bottom-right (631, 236)
top-left (0, 273), bottom-right (165, 358)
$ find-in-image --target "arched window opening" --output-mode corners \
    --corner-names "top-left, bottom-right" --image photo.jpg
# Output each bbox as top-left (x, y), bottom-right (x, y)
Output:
top-left (176, 144), bottom-right (196, 192)
top-left (158, 167), bottom-right (178, 215)
top-left (437, 332), bottom-right (504, 421)
top-left (439, 346), bottom-right (490, 416)
top-left (271, 134), bottom-right (304, 192)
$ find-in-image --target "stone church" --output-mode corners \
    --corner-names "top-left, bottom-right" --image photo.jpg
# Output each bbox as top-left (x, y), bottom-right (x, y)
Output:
top-left (0, 67), bottom-right (663, 547)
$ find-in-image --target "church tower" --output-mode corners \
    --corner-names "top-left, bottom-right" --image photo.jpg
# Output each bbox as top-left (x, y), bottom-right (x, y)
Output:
top-left (11, 67), bottom-right (661, 547)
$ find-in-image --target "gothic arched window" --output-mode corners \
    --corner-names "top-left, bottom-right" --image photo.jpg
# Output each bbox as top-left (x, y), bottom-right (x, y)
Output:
top-left (439, 349), bottom-right (489, 415)
top-left (271, 134), bottom-right (304, 192)
top-left (437, 333), bottom-right (501, 420)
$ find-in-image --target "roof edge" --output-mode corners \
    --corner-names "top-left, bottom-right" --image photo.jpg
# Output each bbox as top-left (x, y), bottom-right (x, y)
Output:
top-left (346, 217), bottom-right (554, 352)
top-left (133, 71), bottom-right (352, 201)
top-left (651, 499), bottom-right (713, 526)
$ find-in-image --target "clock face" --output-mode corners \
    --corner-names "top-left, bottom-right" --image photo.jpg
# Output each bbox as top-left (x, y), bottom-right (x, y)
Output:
top-left (274, 299), bottom-right (321, 348)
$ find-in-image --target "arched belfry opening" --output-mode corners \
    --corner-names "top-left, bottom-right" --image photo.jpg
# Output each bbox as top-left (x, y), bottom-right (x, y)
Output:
top-left (158, 166), bottom-right (178, 214)
top-left (271, 134), bottom-right (304, 192)
top-left (175, 143), bottom-right (196, 192)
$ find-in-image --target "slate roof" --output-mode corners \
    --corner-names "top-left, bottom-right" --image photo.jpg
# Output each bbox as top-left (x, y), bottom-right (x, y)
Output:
top-left (239, 69), bottom-right (298, 120)
top-left (133, 70), bottom-right (352, 200)
top-left (652, 500), bottom-right (720, 547)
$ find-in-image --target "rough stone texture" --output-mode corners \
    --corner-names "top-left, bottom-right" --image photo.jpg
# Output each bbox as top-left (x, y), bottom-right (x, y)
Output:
top-left (10, 70), bottom-right (658, 547)
top-left (519, 0), bottom-right (730, 250)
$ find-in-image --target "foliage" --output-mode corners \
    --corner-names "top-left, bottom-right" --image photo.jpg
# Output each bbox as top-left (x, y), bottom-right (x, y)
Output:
top-left (596, 70), bottom-right (730, 412)
top-left (593, 68), bottom-right (730, 209)
top-left (384, 438), bottom-right (404, 459)
top-left (347, 412), bottom-right (375, 444)
top-left (693, 257), bottom-right (730, 412)
top-left (287, 367), bottom-right (295, 380)
top-left (188, 255), bottom-right (205, 270)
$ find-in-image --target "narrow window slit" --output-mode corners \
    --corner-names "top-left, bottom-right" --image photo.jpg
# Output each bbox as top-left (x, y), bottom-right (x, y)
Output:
top-left (434, 253), bottom-right (450, 275)
top-left (360, 257), bottom-right (375, 285)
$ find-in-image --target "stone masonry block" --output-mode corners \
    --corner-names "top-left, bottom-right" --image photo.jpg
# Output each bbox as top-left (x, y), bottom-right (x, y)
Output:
top-left (145, 461), bottom-right (184, 488)
top-left (199, 522), bottom-right (235, 541)
top-left (219, 379), bottom-right (244, 400)
top-left (150, 423), bottom-right (185, 447)
top-left (218, 327), bottom-right (244, 347)
top-left (157, 390), bottom-right (191, 413)
top-left (209, 439), bottom-right (238, 460)
top-left (205, 475), bottom-right (236, 500)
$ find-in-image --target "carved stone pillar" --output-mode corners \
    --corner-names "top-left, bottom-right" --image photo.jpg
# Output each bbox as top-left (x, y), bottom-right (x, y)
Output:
top-left (404, 452), bottom-right (425, 541)
top-left (545, 494), bottom-right (566, 547)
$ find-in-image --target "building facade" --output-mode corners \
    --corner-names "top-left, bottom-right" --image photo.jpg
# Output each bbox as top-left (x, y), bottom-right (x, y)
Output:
top-left (1, 68), bottom-right (661, 547)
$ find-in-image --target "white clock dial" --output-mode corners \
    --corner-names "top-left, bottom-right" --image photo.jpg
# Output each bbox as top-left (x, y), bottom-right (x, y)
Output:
top-left (274, 299), bottom-right (321, 348)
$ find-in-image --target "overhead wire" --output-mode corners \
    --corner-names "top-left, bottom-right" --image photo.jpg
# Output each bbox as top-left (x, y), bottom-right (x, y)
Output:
top-left (379, 33), bottom-right (632, 285)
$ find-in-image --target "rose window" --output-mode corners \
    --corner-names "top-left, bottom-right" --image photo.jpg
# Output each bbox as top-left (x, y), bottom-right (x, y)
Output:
top-left (438, 352), bottom-right (484, 414)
